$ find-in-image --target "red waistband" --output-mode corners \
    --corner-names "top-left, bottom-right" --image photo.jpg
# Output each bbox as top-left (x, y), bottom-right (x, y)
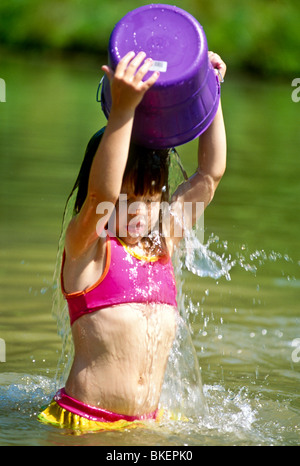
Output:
top-left (54, 388), bottom-right (158, 423)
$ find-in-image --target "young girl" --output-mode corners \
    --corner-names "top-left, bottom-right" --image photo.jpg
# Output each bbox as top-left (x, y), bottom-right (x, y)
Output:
top-left (38, 51), bottom-right (226, 431)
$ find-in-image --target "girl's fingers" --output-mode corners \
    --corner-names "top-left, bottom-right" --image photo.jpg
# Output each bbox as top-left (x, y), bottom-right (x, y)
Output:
top-left (131, 55), bottom-right (160, 90)
top-left (104, 51), bottom-right (159, 109)
top-left (115, 51), bottom-right (159, 88)
top-left (143, 70), bottom-right (160, 89)
top-left (114, 51), bottom-right (136, 78)
top-left (133, 58), bottom-right (154, 82)
top-left (124, 51), bottom-right (147, 78)
top-left (101, 65), bottom-right (114, 81)
top-left (208, 51), bottom-right (226, 81)
top-left (114, 51), bottom-right (146, 79)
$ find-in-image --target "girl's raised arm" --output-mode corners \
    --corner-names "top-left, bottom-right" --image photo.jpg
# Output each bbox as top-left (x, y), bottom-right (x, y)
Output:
top-left (65, 52), bottom-right (159, 257)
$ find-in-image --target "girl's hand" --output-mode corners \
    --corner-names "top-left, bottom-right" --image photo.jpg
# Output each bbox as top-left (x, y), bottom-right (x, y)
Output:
top-left (102, 51), bottom-right (160, 114)
top-left (208, 51), bottom-right (227, 83)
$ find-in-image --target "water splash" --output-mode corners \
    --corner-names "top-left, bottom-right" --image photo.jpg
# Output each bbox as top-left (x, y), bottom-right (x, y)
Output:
top-left (160, 316), bottom-right (208, 419)
top-left (0, 373), bottom-right (55, 418)
top-left (181, 231), bottom-right (234, 280)
top-left (51, 191), bottom-right (76, 389)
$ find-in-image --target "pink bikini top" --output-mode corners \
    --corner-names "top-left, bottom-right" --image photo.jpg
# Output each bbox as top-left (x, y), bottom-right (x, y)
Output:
top-left (61, 233), bottom-right (177, 326)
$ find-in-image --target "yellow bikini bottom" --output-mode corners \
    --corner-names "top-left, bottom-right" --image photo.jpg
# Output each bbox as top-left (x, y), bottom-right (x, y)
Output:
top-left (38, 394), bottom-right (164, 433)
top-left (37, 388), bottom-right (185, 433)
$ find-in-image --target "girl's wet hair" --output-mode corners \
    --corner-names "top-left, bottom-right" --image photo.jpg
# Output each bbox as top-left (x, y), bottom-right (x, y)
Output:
top-left (70, 127), bottom-right (171, 215)
top-left (123, 143), bottom-right (170, 201)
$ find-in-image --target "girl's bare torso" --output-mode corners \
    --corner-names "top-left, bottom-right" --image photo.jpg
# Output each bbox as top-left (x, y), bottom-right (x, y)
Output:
top-left (65, 303), bottom-right (177, 415)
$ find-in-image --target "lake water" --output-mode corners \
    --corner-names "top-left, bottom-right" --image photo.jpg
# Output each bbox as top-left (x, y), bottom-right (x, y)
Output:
top-left (0, 52), bottom-right (299, 446)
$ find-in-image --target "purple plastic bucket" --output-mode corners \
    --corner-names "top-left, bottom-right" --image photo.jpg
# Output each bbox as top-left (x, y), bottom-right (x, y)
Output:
top-left (100, 4), bottom-right (220, 148)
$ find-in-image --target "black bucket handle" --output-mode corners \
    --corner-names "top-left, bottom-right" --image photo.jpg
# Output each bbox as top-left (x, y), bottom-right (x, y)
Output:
top-left (96, 76), bottom-right (104, 103)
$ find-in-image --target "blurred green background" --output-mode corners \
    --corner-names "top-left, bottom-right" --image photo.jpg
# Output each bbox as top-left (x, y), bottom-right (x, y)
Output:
top-left (1, 0), bottom-right (300, 446)
top-left (0, 0), bottom-right (299, 76)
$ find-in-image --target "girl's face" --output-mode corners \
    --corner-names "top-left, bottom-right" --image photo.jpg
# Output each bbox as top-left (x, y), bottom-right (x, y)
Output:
top-left (114, 182), bottom-right (162, 246)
